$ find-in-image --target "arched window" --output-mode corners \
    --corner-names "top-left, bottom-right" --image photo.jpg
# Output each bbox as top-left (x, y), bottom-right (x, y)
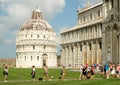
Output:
top-left (84, 16), bottom-right (86, 22)
top-left (99, 42), bottom-right (102, 49)
top-left (25, 34), bottom-right (27, 38)
top-left (44, 35), bottom-right (45, 38)
top-left (25, 56), bottom-right (26, 61)
top-left (37, 34), bottom-right (39, 38)
top-left (90, 13), bottom-right (92, 20)
top-left (98, 10), bottom-right (100, 17)
top-left (111, 0), bottom-right (114, 8)
top-left (33, 45), bottom-right (35, 50)
top-left (37, 56), bottom-right (39, 60)
top-left (80, 45), bottom-right (82, 51)
top-left (31, 34), bottom-right (33, 38)
top-left (89, 43), bottom-right (91, 50)
top-left (31, 56), bottom-right (33, 60)
top-left (44, 45), bottom-right (46, 50)
top-left (71, 47), bottom-right (73, 52)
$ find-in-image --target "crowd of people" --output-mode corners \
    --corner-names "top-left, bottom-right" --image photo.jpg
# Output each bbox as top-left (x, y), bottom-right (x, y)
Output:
top-left (79, 63), bottom-right (120, 80)
top-left (2, 62), bottom-right (120, 82)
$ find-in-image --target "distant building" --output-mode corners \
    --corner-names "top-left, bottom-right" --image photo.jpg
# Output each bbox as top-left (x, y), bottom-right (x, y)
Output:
top-left (0, 58), bottom-right (16, 67)
top-left (60, 0), bottom-right (120, 68)
top-left (16, 8), bottom-right (57, 68)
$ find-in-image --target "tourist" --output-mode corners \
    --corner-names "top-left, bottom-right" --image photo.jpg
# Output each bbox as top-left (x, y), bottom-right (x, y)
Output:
top-left (31, 65), bottom-right (35, 81)
top-left (81, 65), bottom-right (87, 80)
top-left (61, 66), bottom-right (65, 80)
top-left (90, 64), bottom-right (95, 79)
top-left (3, 66), bottom-right (8, 82)
top-left (79, 64), bottom-right (83, 80)
top-left (99, 64), bottom-right (104, 78)
top-left (43, 64), bottom-right (51, 81)
top-left (105, 63), bottom-right (110, 79)
top-left (115, 64), bottom-right (119, 78)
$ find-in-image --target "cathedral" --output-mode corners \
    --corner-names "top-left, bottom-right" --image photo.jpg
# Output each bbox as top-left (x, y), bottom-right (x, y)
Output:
top-left (16, 8), bottom-right (57, 68)
top-left (60, 0), bottom-right (120, 68)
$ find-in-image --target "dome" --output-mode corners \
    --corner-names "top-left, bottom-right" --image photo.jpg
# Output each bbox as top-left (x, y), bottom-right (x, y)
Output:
top-left (20, 8), bottom-right (53, 32)
top-left (35, 8), bottom-right (41, 12)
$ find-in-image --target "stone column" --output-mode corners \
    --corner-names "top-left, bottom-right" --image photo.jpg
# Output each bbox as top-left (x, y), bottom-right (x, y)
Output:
top-left (100, 25), bottom-right (102, 37)
top-left (81, 30), bottom-right (83, 41)
top-left (79, 44), bottom-right (83, 65)
top-left (68, 45), bottom-right (72, 68)
top-left (93, 25), bottom-right (96, 38)
top-left (77, 43), bottom-right (80, 68)
top-left (119, 35), bottom-right (120, 64)
top-left (82, 42), bottom-right (87, 64)
top-left (102, 27), bottom-right (106, 65)
top-left (71, 44), bottom-right (74, 68)
top-left (91, 27), bottom-right (93, 39)
top-left (91, 41), bottom-right (96, 64)
top-left (86, 42), bottom-right (90, 65)
top-left (82, 29), bottom-right (85, 40)
top-left (74, 44), bottom-right (78, 68)
top-left (72, 44), bottom-right (75, 68)
top-left (96, 40), bottom-right (99, 64)
top-left (85, 28), bottom-right (86, 40)
top-left (65, 45), bottom-right (68, 68)
top-left (61, 46), bottom-right (65, 66)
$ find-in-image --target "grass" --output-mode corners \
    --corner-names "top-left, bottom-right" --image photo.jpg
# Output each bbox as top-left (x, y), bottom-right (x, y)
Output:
top-left (0, 79), bottom-right (120, 85)
top-left (0, 68), bottom-right (120, 85)
top-left (0, 68), bottom-right (80, 81)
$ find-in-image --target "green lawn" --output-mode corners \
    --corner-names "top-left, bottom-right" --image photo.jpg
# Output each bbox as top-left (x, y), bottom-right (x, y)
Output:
top-left (0, 79), bottom-right (120, 85)
top-left (0, 68), bottom-right (80, 81)
top-left (0, 68), bottom-right (120, 85)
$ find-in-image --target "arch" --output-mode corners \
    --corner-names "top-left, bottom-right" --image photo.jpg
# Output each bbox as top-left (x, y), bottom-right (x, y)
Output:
top-left (106, 26), bottom-right (111, 32)
top-left (113, 24), bottom-right (118, 31)
top-left (42, 53), bottom-right (48, 66)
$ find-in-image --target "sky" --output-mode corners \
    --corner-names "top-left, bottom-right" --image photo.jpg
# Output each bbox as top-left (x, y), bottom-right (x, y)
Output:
top-left (0, 0), bottom-right (102, 58)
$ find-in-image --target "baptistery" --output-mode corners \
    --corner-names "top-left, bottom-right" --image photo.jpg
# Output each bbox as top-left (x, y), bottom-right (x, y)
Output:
top-left (16, 8), bottom-right (57, 68)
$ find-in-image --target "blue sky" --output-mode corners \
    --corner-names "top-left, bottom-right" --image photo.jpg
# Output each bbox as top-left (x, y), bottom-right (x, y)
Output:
top-left (0, 0), bottom-right (102, 58)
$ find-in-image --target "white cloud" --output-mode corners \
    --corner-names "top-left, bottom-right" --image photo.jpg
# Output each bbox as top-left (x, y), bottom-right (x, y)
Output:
top-left (0, 37), bottom-right (13, 44)
top-left (0, 0), bottom-right (65, 44)
top-left (4, 39), bottom-right (14, 44)
top-left (0, 0), bottom-right (10, 3)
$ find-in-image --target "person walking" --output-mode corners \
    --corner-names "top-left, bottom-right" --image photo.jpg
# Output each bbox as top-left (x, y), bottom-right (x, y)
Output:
top-left (3, 66), bottom-right (8, 82)
top-left (79, 64), bottom-right (83, 80)
top-left (31, 65), bottom-right (36, 81)
top-left (61, 66), bottom-right (65, 80)
top-left (43, 64), bottom-right (51, 81)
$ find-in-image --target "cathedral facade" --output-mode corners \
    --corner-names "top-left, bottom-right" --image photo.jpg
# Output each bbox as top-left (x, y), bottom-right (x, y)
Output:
top-left (60, 0), bottom-right (120, 68)
top-left (16, 8), bottom-right (57, 68)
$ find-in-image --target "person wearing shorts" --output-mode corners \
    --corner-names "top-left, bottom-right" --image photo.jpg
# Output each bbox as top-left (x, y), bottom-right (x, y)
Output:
top-left (3, 66), bottom-right (8, 82)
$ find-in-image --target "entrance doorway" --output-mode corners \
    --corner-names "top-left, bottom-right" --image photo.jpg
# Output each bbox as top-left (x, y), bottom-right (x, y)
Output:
top-left (43, 60), bottom-right (46, 66)
top-left (42, 53), bottom-right (48, 67)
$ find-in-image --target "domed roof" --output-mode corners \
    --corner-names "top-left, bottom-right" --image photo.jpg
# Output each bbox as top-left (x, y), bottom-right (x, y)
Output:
top-left (20, 8), bottom-right (53, 32)
top-left (35, 8), bottom-right (41, 12)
